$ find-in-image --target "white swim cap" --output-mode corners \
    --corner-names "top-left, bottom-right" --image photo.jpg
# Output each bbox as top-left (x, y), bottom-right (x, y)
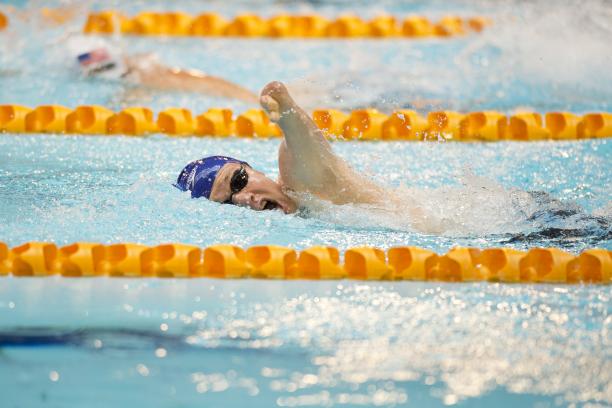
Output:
top-left (67, 36), bottom-right (127, 79)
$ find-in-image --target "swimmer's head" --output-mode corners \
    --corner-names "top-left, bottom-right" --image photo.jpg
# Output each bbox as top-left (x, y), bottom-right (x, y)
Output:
top-left (77, 47), bottom-right (126, 79)
top-left (175, 155), bottom-right (297, 214)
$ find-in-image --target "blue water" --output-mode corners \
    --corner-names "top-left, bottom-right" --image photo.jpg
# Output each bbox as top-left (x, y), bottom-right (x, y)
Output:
top-left (0, 135), bottom-right (610, 252)
top-left (1, 0), bottom-right (611, 407)
top-left (1, 279), bottom-right (611, 407)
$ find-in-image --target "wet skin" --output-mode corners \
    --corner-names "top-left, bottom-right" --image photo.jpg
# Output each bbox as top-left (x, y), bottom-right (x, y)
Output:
top-left (208, 81), bottom-right (388, 215)
top-left (208, 162), bottom-right (298, 214)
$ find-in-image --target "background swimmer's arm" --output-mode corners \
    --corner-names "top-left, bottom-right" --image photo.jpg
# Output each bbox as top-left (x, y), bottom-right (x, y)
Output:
top-left (125, 57), bottom-right (258, 103)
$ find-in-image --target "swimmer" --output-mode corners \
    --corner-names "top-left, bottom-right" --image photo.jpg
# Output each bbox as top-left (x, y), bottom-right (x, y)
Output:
top-left (76, 44), bottom-right (258, 103)
top-left (175, 81), bottom-right (423, 222)
top-left (175, 81), bottom-right (610, 239)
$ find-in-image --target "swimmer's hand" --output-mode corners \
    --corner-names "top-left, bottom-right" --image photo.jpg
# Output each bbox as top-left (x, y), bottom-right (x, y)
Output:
top-left (260, 95), bottom-right (281, 123)
top-left (260, 81), bottom-right (294, 123)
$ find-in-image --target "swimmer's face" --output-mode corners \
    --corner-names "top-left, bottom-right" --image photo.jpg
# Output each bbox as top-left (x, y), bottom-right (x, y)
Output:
top-left (209, 163), bottom-right (297, 214)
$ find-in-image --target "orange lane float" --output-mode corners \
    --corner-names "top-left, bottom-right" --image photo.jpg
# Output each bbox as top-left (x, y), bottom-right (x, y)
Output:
top-left (291, 246), bottom-right (345, 279)
top-left (427, 111), bottom-right (465, 140)
top-left (312, 109), bottom-right (349, 139)
top-left (246, 245), bottom-right (297, 279)
top-left (106, 107), bottom-right (158, 135)
top-left (157, 108), bottom-right (196, 136)
top-left (343, 109), bottom-right (388, 140)
top-left (24, 105), bottom-right (72, 133)
top-left (202, 245), bottom-right (251, 278)
top-left (459, 111), bottom-right (506, 141)
top-left (0, 241), bottom-right (609, 283)
top-left (577, 113), bottom-right (612, 139)
top-left (66, 105), bottom-right (114, 134)
top-left (545, 112), bottom-right (581, 140)
top-left (402, 16), bottom-right (435, 37)
top-left (235, 109), bottom-right (282, 138)
top-left (1, 104), bottom-right (611, 141)
top-left (57, 242), bottom-right (106, 277)
top-left (381, 110), bottom-right (428, 140)
top-left (507, 113), bottom-right (551, 141)
top-left (82, 11), bottom-right (490, 38)
top-left (0, 12), bottom-right (8, 31)
top-left (0, 105), bottom-right (32, 132)
top-left (196, 108), bottom-right (235, 137)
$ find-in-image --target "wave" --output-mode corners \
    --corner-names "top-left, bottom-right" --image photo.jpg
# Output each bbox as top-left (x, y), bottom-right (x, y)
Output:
top-left (300, 170), bottom-right (611, 245)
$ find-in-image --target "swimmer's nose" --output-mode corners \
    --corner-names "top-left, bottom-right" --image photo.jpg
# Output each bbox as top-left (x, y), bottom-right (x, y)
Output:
top-left (236, 191), bottom-right (262, 210)
top-left (250, 194), bottom-right (264, 210)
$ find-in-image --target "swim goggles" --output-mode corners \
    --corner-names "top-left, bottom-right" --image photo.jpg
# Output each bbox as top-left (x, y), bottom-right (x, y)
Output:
top-left (224, 165), bottom-right (249, 204)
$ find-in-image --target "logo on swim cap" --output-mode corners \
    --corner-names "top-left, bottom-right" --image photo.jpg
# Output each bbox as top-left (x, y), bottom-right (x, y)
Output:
top-left (174, 156), bottom-right (248, 199)
top-left (77, 47), bottom-right (126, 79)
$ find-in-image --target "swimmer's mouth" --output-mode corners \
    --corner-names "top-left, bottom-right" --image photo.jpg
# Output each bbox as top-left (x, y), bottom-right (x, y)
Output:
top-left (263, 200), bottom-right (279, 211)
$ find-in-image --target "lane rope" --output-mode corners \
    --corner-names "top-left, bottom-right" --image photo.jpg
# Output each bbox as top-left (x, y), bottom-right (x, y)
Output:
top-left (1, 242), bottom-right (610, 283)
top-left (1, 105), bottom-right (610, 140)
top-left (0, 12), bottom-right (7, 31)
top-left (83, 12), bottom-right (491, 38)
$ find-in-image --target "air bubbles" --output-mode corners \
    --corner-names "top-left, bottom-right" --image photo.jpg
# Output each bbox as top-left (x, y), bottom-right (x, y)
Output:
top-left (136, 364), bottom-right (149, 377)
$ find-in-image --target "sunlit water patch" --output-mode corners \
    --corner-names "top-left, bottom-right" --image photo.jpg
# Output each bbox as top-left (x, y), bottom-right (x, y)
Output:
top-left (0, 279), bottom-right (610, 407)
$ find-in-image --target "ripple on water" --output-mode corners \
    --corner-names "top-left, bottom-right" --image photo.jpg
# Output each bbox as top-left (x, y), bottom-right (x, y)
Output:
top-left (1, 280), bottom-right (608, 406)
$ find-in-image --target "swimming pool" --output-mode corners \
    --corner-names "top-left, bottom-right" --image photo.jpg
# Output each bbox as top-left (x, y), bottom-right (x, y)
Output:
top-left (1, 0), bottom-right (611, 407)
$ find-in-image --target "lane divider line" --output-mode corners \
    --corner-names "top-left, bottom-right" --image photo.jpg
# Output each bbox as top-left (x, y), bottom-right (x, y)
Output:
top-left (2, 105), bottom-right (611, 140)
top-left (1, 242), bottom-right (610, 283)
top-left (83, 12), bottom-right (491, 38)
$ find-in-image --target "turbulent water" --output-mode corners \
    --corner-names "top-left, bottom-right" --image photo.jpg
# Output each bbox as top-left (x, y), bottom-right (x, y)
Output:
top-left (0, 1), bottom-right (611, 407)
top-left (0, 135), bottom-right (610, 252)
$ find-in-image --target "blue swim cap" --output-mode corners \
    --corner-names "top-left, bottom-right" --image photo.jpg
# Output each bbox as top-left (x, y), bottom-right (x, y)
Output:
top-left (174, 156), bottom-right (248, 199)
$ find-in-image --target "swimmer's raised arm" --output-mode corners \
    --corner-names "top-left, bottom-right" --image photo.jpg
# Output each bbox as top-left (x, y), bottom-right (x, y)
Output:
top-left (260, 81), bottom-right (387, 205)
top-left (261, 81), bottom-right (335, 161)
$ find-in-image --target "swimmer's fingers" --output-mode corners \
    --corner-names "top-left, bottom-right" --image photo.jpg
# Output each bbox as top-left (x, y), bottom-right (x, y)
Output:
top-left (260, 95), bottom-right (281, 123)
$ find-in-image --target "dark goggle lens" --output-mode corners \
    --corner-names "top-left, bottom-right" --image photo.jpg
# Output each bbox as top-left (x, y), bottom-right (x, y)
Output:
top-left (230, 166), bottom-right (248, 194)
top-left (88, 62), bottom-right (117, 75)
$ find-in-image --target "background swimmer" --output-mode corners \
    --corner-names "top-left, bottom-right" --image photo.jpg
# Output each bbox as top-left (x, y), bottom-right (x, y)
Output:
top-left (74, 40), bottom-right (258, 103)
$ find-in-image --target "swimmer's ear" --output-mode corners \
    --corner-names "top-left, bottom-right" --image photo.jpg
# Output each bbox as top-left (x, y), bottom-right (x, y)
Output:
top-left (260, 95), bottom-right (281, 123)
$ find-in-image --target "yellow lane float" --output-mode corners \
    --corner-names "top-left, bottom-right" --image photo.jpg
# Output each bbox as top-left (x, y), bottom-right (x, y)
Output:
top-left (66, 105), bottom-right (114, 134)
top-left (83, 11), bottom-right (490, 38)
top-left (196, 108), bottom-right (235, 137)
top-left (1, 104), bottom-right (611, 141)
top-left (459, 111), bottom-right (506, 141)
top-left (25, 105), bottom-right (72, 133)
top-left (0, 105), bottom-right (31, 132)
top-left (1, 241), bottom-right (609, 284)
top-left (577, 113), bottom-right (612, 138)
top-left (312, 109), bottom-right (349, 139)
top-left (0, 12), bottom-right (8, 31)
top-left (157, 108), bottom-right (196, 135)
top-left (106, 107), bottom-right (157, 135)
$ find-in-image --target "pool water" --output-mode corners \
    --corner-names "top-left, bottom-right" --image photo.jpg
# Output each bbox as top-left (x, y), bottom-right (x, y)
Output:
top-left (1, 279), bottom-right (610, 407)
top-left (0, 135), bottom-right (610, 252)
top-left (0, 0), bottom-right (611, 407)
